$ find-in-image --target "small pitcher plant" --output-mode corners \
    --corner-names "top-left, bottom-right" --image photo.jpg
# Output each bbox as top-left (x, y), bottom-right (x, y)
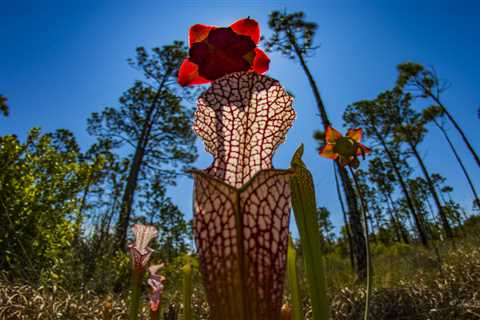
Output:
top-left (127, 224), bottom-right (165, 320)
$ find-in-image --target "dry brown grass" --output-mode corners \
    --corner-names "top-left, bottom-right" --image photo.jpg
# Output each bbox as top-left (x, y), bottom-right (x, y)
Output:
top-left (1, 247), bottom-right (479, 319)
top-left (0, 283), bottom-right (127, 320)
top-left (331, 249), bottom-right (480, 320)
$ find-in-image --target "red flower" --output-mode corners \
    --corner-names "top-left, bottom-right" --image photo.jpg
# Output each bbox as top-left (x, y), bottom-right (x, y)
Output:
top-left (319, 126), bottom-right (372, 168)
top-left (178, 18), bottom-right (270, 86)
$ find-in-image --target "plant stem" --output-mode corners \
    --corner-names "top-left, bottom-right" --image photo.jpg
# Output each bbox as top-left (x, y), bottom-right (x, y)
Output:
top-left (333, 163), bottom-right (355, 270)
top-left (182, 258), bottom-right (192, 320)
top-left (150, 309), bottom-right (160, 320)
top-left (129, 270), bottom-right (143, 320)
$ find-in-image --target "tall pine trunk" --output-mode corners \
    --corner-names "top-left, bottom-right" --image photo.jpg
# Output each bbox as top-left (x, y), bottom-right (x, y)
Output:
top-left (338, 165), bottom-right (367, 280)
top-left (334, 163), bottom-right (355, 270)
top-left (115, 140), bottom-right (147, 250)
top-left (407, 141), bottom-right (453, 239)
top-left (433, 119), bottom-right (480, 206)
top-left (114, 83), bottom-right (165, 251)
top-left (350, 169), bottom-right (377, 244)
top-left (290, 33), bottom-right (367, 279)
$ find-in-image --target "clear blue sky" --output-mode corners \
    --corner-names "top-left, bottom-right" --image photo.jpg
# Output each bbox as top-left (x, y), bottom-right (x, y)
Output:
top-left (1, 0), bottom-right (479, 231)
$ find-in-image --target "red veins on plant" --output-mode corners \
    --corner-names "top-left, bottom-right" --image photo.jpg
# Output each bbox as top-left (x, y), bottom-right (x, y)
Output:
top-left (319, 126), bottom-right (372, 168)
top-left (128, 224), bottom-right (158, 271)
top-left (178, 18), bottom-right (270, 86)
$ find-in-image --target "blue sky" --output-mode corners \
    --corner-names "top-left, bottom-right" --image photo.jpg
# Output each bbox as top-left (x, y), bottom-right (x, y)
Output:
top-left (1, 0), bottom-right (479, 231)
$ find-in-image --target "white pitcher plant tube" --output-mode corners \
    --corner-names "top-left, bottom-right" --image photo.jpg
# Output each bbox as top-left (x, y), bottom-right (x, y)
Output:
top-left (127, 224), bottom-right (159, 320)
top-left (128, 224), bottom-right (158, 272)
top-left (190, 71), bottom-right (296, 320)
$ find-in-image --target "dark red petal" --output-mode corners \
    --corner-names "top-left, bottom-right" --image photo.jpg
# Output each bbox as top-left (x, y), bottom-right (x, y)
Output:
top-left (251, 48), bottom-right (270, 74)
top-left (225, 35), bottom-right (256, 56)
top-left (189, 42), bottom-right (210, 66)
top-left (178, 59), bottom-right (210, 86)
top-left (207, 27), bottom-right (239, 49)
top-left (230, 18), bottom-right (260, 44)
top-left (189, 24), bottom-right (215, 47)
top-left (198, 52), bottom-right (250, 81)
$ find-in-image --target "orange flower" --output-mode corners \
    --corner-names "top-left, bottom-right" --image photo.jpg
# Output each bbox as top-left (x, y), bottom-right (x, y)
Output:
top-left (319, 126), bottom-right (371, 168)
top-left (178, 18), bottom-right (270, 86)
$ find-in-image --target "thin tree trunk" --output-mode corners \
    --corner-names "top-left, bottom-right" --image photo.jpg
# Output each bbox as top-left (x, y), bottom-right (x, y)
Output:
top-left (338, 165), bottom-right (367, 280)
top-left (115, 138), bottom-right (148, 250)
top-left (386, 193), bottom-right (409, 244)
top-left (288, 33), bottom-right (330, 127)
top-left (426, 198), bottom-right (437, 224)
top-left (368, 215), bottom-right (378, 244)
top-left (408, 142), bottom-right (453, 239)
top-left (373, 127), bottom-right (429, 246)
top-left (289, 32), bottom-right (367, 280)
top-left (388, 212), bottom-right (401, 243)
top-left (433, 119), bottom-right (480, 205)
top-left (78, 177), bottom-right (92, 222)
top-left (83, 182), bottom-right (120, 283)
top-left (385, 194), bottom-right (402, 243)
top-left (409, 187), bottom-right (433, 238)
top-left (104, 179), bottom-right (121, 246)
top-left (427, 93), bottom-right (480, 166)
top-left (114, 82), bottom-right (166, 251)
top-left (372, 211), bottom-right (382, 241)
top-left (350, 169), bottom-right (377, 244)
top-left (334, 163), bottom-right (355, 270)
top-left (74, 173), bottom-right (93, 240)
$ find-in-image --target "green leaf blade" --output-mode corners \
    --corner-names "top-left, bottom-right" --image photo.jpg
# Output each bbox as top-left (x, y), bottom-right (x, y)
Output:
top-left (290, 144), bottom-right (329, 320)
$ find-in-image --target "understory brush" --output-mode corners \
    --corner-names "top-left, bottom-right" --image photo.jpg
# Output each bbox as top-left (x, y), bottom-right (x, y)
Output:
top-left (1, 237), bottom-right (479, 319)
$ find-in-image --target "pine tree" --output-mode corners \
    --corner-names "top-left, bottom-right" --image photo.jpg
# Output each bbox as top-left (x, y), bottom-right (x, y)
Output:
top-left (344, 99), bottom-right (430, 246)
top-left (367, 157), bottom-right (410, 244)
top-left (87, 43), bottom-right (197, 251)
top-left (383, 89), bottom-right (453, 239)
top-left (422, 106), bottom-right (479, 209)
top-left (397, 62), bottom-right (480, 166)
top-left (266, 10), bottom-right (367, 280)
